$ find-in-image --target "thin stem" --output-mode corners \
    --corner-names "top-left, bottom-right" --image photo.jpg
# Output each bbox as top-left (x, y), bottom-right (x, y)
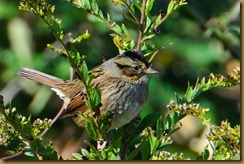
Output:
top-left (0, 151), bottom-right (23, 160)
top-left (153, 14), bottom-right (168, 33)
top-left (122, 0), bottom-right (140, 24)
top-left (37, 103), bottom-right (66, 138)
top-left (136, 0), bottom-right (147, 50)
top-left (29, 2), bottom-right (96, 110)
top-left (37, 67), bottom-right (77, 138)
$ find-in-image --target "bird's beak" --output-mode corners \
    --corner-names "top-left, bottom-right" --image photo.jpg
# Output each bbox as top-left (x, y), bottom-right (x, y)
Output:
top-left (145, 67), bottom-right (158, 74)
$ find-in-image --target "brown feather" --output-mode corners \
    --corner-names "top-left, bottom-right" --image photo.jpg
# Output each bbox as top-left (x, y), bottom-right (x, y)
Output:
top-left (61, 93), bottom-right (87, 117)
top-left (18, 67), bottom-right (65, 88)
top-left (18, 50), bottom-right (155, 129)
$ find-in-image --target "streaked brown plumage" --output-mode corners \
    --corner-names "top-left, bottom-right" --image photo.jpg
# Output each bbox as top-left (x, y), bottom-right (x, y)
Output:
top-left (19, 50), bottom-right (158, 129)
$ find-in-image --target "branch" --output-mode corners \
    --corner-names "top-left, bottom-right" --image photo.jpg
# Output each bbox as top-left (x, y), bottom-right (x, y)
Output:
top-left (136, 0), bottom-right (147, 50)
top-left (36, 67), bottom-right (82, 138)
top-left (0, 151), bottom-right (23, 160)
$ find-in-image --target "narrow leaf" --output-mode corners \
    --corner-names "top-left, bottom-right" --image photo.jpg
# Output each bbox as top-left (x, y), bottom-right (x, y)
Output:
top-left (134, 111), bottom-right (162, 135)
top-left (141, 139), bottom-right (151, 160)
top-left (157, 141), bottom-right (172, 151)
top-left (86, 119), bottom-right (99, 141)
top-left (83, 0), bottom-right (91, 10)
top-left (156, 116), bottom-right (163, 138)
top-left (167, 0), bottom-right (176, 16)
top-left (145, 0), bottom-right (155, 15)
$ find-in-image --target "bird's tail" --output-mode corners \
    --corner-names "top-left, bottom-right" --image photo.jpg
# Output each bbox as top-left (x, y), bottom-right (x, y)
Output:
top-left (18, 67), bottom-right (65, 88)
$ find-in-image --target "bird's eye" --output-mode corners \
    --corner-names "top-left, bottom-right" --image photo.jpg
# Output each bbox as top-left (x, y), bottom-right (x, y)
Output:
top-left (132, 65), bottom-right (139, 71)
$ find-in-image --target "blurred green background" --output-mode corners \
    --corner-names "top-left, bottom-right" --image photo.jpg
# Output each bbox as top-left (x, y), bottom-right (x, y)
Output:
top-left (0, 0), bottom-right (240, 159)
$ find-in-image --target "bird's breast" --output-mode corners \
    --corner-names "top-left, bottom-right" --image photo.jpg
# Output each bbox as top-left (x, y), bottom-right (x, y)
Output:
top-left (98, 79), bottom-right (148, 129)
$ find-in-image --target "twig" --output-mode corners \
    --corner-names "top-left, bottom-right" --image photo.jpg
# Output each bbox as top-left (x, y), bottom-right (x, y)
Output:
top-left (136, 0), bottom-right (147, 50)
top-left (37, 103), bottom-right (66, 138)
top-left (37, 67), bottom-right (76, 138)
top-left (0, 151), bottom-right (24, 160)
top-left (28, 2), bottom-right (97, 111)
top-left (153, 13), bottom-right (168, 33)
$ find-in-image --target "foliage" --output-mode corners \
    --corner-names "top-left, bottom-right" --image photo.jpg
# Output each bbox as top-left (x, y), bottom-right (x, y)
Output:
top-left (0, 96), bottom-right (57, 160)
top-left (198, 120), bottom-right (240, 160)
top-left (0, 0), bottom-right (240, 161)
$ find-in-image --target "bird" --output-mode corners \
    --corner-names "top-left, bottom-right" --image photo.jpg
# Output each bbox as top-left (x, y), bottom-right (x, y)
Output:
top-left (18, 50), bottom-right (158, 130)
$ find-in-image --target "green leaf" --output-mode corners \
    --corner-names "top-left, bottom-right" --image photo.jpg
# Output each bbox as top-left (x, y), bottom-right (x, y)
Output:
top-left (98, 111), bottom-right (112, 135)
top-left (92, 88), bottom-right (101, 107)
top-left (202, 147), bottom-right (210, 160)
top-left (21, 116), bottom-right (33, 137)
top-left (83, 0), bottom-right (91, 10)
top-left (157, 141), bottom-right (172, 151)
top-left (134, 111), bottom-right (162, 135)
top-left (121, 23), bottom-right (129, 36)
top-left (132, 0), bottom-right (141, 10)
top-left (124, 14), bottom-right (139, 24)
top-left (130, 39), bottom-right (135, 49)
top-left (142, 34), bottom-right (155, 41)
top-left (154, 14), bottom-right (162, 25)
top-left (24, 151), bottom-right (35, 157)
top-left (91, 1), bottom-right (99, 13)
top-left (148, 131), bottom-right (157, 155)
top-left (47, 44), bottom-right (55, 51)
top-left (127, 135), bottom-right (144, 148)
top-left (168, 122), bottom-right (182, 136)
top-left (184, 82), bottom-right (194, 103)
top-left (156, 116), bottom-right (163, 138)
top-left (86, 77), bottom-right (93, 87)
top-left (164, 114), bottom-right (172, 130)
top-left (71, 0), bottom-right (83, 8)
top-left (84, 140), bottom-right (102, 160)
top-left (148, 50), bottom-right (158, 63)
top-left (73, 153), bottom-right (83, 160)
top-left (111, 24), bottom-right (122, 34)
top-left (105, 137), bottom-right (121, 160)
top-left (145, 0), bottom-right (155, 15)
top-left (107, 13), bottom-right (111, 22)
top-left (81, 61), bottom-right (89, 80)
top-left (81, 148), bottom-right (91, 159)
top-left (98, 10), bottom-right (104, 20)
top-left (141, 139), bottom-right (151, 160)
top-left (128, 138), bottom-right (148, 160)
top-left (110, 136), bottom-right (122, 149)
top-left (41, 142), bottom-right (58, 160)
top-left (86, 119), bottom-right (99, 141)
top-left (172, 112), bottom-right (182, 125)
top-left (167, 0), bottom-right (176, 16)
top-left (144, 15), bottom-right (152, 33)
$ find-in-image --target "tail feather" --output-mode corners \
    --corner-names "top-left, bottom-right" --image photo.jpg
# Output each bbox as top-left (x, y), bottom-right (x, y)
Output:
top-left (18, 67), bottom-right (64, 88)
